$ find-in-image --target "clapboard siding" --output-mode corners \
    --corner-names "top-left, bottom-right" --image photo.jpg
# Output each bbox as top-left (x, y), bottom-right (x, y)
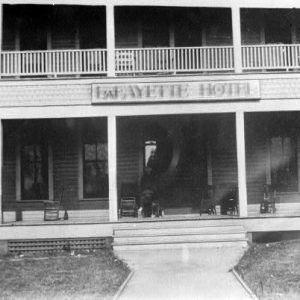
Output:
top-left (2, 120), bottom-right (108, 212)
top-left (117, 120), bottom-right (141, 198)
top-left (2, 136), bottom-right (17, 210)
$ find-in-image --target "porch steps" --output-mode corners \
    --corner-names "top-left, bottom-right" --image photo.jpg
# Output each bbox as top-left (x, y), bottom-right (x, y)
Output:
top-left (113, 222), bottom-right (248, 251)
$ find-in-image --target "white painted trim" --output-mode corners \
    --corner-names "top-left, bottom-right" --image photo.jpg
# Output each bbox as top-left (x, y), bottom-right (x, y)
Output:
top-left (232, 6), bottom-right (242, 73)
top-left (236, 111), bottom-right (248, 217)
top-left (106, 4), bottom-right (115, 77)
top-left (108, 115), bottom-right (118, 221)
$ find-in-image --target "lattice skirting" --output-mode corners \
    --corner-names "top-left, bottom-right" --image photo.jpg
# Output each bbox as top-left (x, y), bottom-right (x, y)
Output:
top-left (7, 237), bottom-right (112, 254)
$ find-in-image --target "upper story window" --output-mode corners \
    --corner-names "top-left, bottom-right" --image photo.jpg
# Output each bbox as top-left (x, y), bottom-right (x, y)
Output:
top-left (83, 141), bottom-right (108, 199)
top-left (270, 135), bottom-right (298, 192)
top-left (21, 143), bottom-right (48, 200)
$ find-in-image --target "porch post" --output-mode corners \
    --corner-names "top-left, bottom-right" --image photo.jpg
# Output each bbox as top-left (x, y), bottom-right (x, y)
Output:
top-left (235, 111), bottom-right (248, 217)
top-left (108, 115), bottom-right (118, 221)
top-left (0, 120), bottom-right (3, 223)
top-left (106, 4), bottom-right (116, 77)
top-left (231, 5), bottom-right (242, 73)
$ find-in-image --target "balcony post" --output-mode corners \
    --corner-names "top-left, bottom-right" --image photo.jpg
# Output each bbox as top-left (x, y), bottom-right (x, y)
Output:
top-left (236, 111), bottom-right (248, 217)
top-left (106, 4), bottom-right (115, 77)
top-left (231, 6), bottom-right (242, 73)
top-left (0, 120), bottom-right (3, 223)
top-left (108, 115), bottom-right (118, 221)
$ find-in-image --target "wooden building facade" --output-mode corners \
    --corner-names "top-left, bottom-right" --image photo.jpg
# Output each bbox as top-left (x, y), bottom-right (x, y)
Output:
top-left (1, 0), bottom-right (300, 226)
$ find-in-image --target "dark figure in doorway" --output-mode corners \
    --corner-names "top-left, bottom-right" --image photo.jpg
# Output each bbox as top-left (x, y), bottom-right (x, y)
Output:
top-left (140, 166), bottom-right (157, 217)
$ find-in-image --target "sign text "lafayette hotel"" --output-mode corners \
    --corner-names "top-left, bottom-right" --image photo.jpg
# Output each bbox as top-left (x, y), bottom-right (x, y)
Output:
top-left (92, 80), bottom-right (260, 103)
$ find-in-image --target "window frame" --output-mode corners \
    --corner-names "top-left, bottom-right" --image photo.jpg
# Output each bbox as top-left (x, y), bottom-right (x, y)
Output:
top-left (79, 137), bottom-right (108, 201)
top-left (267, 134), bottom-right (299, 193)
top-left (16, 142), bottom-right (53, 202)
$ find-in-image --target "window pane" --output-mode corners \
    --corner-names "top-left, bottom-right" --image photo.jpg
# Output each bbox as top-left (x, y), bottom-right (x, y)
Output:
top-left (271, 136), bottom-right (298, 192)
top-left (84, 144), bottom-right (96, 161)
top-left (97, 143), bottom-right (108, 161)
top-left (24, 145), bottom-right (35, 162)
top-left (21, 144), bottom-right (48, 200)
top-left (83, 161), bottom-right (108, 198)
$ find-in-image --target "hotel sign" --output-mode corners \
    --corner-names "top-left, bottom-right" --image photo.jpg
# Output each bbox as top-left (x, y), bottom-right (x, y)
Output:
top-left (91, 80), bottom-right (260, 103)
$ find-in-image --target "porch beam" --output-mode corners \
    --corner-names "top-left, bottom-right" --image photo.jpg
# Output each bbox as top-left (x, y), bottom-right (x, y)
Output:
top-left (4, 0), bottom-right (300, 9)
top-left (231, 6), bottom-right (242, 73)
top-left (235, 111), bottom-right (248, 217)
top-left (106, 4), bottom-right (116, 77)
top-left (0, 120), bottom-right (2, 223)
top-left (108, 115), bottom-right (118, 222)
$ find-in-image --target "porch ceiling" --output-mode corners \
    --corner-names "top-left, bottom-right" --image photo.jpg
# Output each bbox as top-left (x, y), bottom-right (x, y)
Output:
top-left (3, 0), bottom-right (300, 9)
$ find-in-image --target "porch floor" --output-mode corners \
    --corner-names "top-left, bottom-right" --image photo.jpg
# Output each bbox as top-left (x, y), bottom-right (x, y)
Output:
top-left (3, 211), bottom-right (299, 226)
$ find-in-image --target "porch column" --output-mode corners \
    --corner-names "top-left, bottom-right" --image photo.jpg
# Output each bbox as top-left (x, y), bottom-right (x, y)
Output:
top-left (0, 120), bottom-right (3, 223)
top-left (235, 111), bottom-right (248, 217)
top-left (106, 4), bottom-right (116, 77)
top-left (231, 6), bottom-right (242, 73)
top-left (108, 115), bottom-right (118, 221)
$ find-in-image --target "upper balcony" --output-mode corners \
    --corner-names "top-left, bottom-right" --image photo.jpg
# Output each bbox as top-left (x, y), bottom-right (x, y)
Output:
top-left (1, 4), bottom-right (300, 78)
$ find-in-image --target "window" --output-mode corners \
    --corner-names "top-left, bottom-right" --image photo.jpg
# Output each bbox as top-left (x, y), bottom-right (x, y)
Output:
top-left (83, 141), bottom-right (108, 198)
top-left (21, 144), bottom-right (48, 200)
top-left (270, 136), bottom-right (298, 192)
top-left (144, 140), bottom-right (157, 169)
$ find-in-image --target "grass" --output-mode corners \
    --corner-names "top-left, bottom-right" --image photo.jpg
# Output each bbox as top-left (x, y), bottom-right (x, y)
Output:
top-left (236, 239), bottom-right (300, 300)
top-left (0, 249), bottom-right (130, 300)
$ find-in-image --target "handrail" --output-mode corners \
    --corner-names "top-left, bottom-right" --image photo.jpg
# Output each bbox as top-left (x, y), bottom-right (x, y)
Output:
top-left (115, 46), bottom-right (234, 73)
top-left (0, 48), bottom-right (107, 77)
top-left (242, 44), bottom-right (300, 70)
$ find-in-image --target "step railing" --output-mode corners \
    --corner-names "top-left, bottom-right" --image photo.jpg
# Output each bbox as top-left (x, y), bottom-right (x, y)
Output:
top-left (0, 48), bottom-right (107, 77)
top-left (242, 44), bottom-right (300, 70)
top-left (115, 46), bottom-right (235, 74)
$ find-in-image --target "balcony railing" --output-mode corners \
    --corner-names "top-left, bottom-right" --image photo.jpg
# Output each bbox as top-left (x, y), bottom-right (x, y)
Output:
top-left (0, 49), bottom-right (107, 77)
top-left (1, 44), bottom-right (300, 78)
top-left (242, 44), bottom-right (300, 70)
top-left (115, 46), bottom-right (234, 74)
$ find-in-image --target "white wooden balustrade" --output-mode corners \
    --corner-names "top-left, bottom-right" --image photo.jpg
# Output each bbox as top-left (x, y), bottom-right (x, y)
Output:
top-left (115, 46), bottom-right (235, 74)
top-left (242, 44), bottom-right (300, 70)
top-left (0, 49), bottom-right (107, 77)
top-left (2, 45), bottom-right (300, 77)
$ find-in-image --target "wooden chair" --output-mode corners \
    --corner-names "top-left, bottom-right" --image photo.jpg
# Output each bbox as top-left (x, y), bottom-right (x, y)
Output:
top-left (119, 182), bottom-right (138, 217)
top-left (199, 186), bottom-right (216, 216)
top-left (44, 200), bottom-right (60, 221)
top-left (260, 184), bottom-right (278, 214)
top-left (221, 186), bottom-right (238, 215)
